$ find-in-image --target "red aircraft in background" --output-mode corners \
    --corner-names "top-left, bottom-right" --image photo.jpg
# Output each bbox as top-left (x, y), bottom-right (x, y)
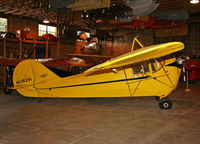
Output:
top-left (185, 56), bottom-right (200, 83)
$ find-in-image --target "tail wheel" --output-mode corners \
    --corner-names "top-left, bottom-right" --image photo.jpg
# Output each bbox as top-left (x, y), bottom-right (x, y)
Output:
top-left (159, 97), bottom-right (173, 109)
top-left (3, 86), bottom-right (13, 94)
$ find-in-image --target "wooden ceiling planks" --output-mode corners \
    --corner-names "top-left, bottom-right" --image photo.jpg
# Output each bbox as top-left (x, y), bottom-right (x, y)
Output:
top-left (157, 0), bottom-right (200, 12)
top-left (0, 0), bottom-right (199, 24)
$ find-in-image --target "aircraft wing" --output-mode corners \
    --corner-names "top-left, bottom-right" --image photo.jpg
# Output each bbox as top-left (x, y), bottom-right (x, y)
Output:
top-left (84, 42), bottom-right (184, 73)
top-left (0, 58), bottom-right (21, 66)
top-left (0, 57), bottom-right (69, 67)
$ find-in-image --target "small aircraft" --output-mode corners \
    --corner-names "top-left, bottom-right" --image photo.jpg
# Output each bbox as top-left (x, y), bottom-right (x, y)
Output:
top-left (185, 56), bottom-right (200, 83)
top-left (9, 40), bottom-right (184, 109)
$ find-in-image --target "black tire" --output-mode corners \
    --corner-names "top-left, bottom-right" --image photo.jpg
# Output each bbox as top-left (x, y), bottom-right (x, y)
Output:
top-left (3, 86), bottom-right (13, 94)
top-left (159, 97), bottom-right (173, 109)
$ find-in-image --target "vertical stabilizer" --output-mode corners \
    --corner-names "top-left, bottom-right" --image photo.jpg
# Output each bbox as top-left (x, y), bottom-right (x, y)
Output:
top-left (13, 59), bottom-right (60, 97)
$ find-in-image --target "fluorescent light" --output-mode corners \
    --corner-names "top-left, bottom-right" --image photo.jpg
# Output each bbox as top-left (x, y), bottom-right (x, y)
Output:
top-left (43, 20), bottom-right (49, 23)
top-left (190, 0), bottom-right (199, 4)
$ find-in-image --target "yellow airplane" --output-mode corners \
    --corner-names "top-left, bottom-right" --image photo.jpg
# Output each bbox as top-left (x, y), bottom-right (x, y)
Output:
top-left (10, 41), bottom-right (184, 109)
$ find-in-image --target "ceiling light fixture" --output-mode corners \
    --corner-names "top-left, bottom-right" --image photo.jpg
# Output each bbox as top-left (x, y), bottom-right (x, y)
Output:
top-left (190, 0), bottom-right (199, 4)
top-left (43, 19), bottom-right (49, 23)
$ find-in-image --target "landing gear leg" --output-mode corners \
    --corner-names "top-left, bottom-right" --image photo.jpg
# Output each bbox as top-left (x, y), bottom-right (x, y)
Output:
top-left (3, 86), bottom-right (13, 94)
top-left (155, 96), bottom-right (160, 101)
top-left (3, 66), bottom-right (14, 94)
top-left (159, 97), bottom-right (173, 109)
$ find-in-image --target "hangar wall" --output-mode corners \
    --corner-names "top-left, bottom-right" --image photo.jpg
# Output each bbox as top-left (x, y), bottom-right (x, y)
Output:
top-left (111, 29), bottom-right (154, 56)
top-left (154, 16), bottom-right (200, 56)
top-left (0, 15), bottom-right (200, 59)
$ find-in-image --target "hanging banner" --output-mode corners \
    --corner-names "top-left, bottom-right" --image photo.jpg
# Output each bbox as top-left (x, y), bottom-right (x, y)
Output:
top-left (67, 0), bottom-right (110, 11)
top-left (155, 24), bottom-right (188, 37)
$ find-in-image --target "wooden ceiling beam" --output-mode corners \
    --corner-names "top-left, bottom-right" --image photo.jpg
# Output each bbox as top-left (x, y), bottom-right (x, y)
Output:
top-left (11, 10), bottom-right (27, 15)
top-left (0, 6), bottom-right (10, 12)
top-left (4, 8), bottom-right (19, 14)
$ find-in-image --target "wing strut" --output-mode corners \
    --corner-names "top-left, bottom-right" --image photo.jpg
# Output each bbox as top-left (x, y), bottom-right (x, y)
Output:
top-left (131, 36), bottom-right (144, 51)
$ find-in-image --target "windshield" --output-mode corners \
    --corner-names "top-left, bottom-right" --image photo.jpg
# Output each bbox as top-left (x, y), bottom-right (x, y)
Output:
top-left (131, 58), bottom-right (164, 77)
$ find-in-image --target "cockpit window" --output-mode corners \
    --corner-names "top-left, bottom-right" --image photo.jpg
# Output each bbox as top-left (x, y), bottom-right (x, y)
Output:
top-left (132, 65), bottom-right (143, 74)
top-left (131, 58), bottom-right (164, 77)
top-left (132, 62), bottom-right (150, 78)
top-left (150, 58), bottom-right (164, 73)
top-left (142, 62), bottom-right (150, 73)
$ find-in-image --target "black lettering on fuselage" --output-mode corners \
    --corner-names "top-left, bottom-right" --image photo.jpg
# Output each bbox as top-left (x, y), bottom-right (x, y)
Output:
top-left (16, 77), bottom-right (32, 84)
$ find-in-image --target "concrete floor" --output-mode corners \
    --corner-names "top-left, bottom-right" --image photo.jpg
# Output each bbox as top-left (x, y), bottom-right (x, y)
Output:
top-left (0, 82), bottom-right (200, 144)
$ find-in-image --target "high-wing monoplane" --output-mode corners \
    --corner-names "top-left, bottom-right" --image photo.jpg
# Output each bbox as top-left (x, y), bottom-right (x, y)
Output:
top-left (9, 41), bottom-right (184, 109)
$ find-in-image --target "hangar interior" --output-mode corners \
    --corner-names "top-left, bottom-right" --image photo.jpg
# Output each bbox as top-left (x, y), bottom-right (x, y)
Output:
top-left (0, 0), bottom-right (200, 143)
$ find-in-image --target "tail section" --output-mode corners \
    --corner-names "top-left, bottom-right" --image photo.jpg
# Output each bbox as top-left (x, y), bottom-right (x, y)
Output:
top-left (13, 59), bottom-right (60, 97)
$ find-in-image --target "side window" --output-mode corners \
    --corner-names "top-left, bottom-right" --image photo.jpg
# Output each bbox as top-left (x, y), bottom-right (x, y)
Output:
top-left (133, 65), bottom-right (143, 74)
top-left (150, 59), bottom-right (164, 73)
top-left (142, 62), bottom-right (150, 73)
top-left (132, 62), bottom-right (150, 78)
top-left (0, 18), bottom-right (7, 32)
top-left (38, 24), bottom-right (57, 36)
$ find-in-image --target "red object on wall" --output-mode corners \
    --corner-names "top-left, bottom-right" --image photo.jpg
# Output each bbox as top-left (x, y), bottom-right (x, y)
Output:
top-left (80, 33), bottom-right (88, 40)
top-left (16, 30), bottom-right (26, 38)
top-left (40, 33), bottom-right (57, 41)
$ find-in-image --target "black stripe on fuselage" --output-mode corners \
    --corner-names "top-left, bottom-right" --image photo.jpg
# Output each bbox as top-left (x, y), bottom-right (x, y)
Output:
top-left (37, 76), bottom-right (149, 90)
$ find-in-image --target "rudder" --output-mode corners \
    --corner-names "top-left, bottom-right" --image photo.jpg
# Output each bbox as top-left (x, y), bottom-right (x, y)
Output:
top-left (13, 59), bottom-right (60, 97)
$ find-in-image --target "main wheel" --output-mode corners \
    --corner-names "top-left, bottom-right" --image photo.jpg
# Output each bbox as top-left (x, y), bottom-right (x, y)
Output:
top-left (3, 86), bottom-right (13, 94)
top-left (159, 97), bottom-right (173, 109)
